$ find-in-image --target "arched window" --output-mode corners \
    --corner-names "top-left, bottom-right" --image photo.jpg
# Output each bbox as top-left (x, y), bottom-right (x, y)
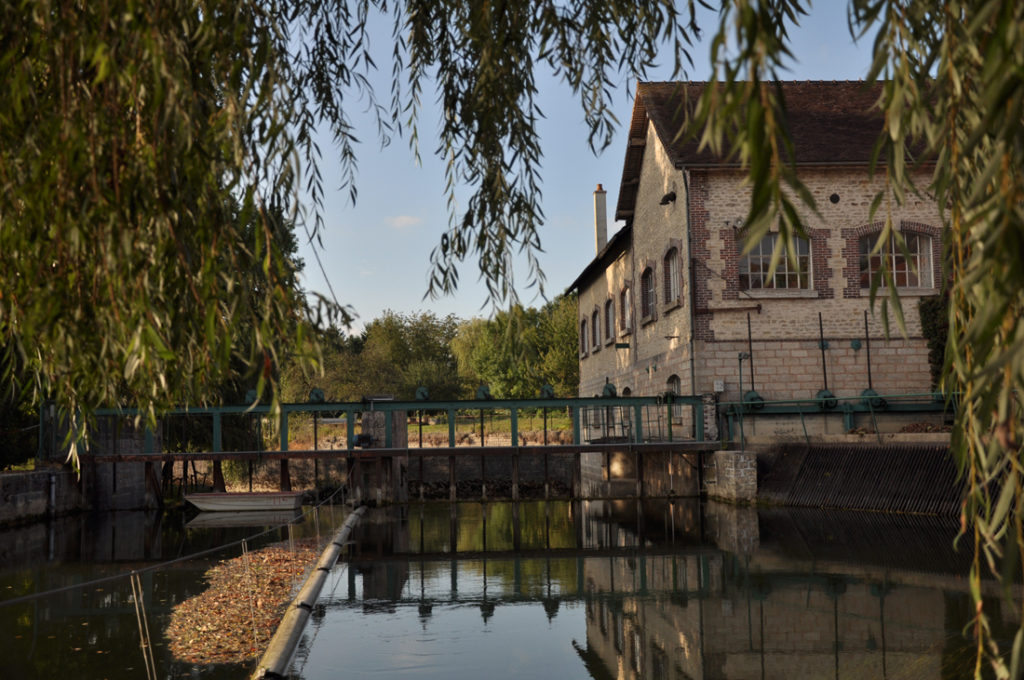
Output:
top-left (663, 247), bottom-right (681, 304)
top-left (640, 267), bottom-right (655, 318)
top-left (739, 233), bottom-right (810, 290)
top-left (859, 231), bottom-right (933, 288)
top-left (622, 387), bottom-right (631, 396)
top-left (604, 299), bottom-right (615, 342)
top-left (591, 310), bottom-right (600, 349)
top-left (580, 319), bottom-right (588, 356)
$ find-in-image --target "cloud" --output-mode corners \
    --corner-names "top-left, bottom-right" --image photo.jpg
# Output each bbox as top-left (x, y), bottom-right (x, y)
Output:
top-left (386, 215), bottom-right (423, 229)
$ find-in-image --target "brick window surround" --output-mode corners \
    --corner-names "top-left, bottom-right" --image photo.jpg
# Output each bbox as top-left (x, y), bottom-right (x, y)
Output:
top-left (841, 220), bottom-right (942, 298)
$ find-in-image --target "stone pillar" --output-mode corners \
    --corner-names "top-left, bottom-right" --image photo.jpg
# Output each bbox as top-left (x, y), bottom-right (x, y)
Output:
top-left (708, 450), bottom-right (756, 504)
top-left (360, 410), bottom-right (408, 504)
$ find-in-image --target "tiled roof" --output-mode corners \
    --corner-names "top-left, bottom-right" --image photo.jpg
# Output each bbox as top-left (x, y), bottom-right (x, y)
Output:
top-left (615, 81), bottom-right (889, 221)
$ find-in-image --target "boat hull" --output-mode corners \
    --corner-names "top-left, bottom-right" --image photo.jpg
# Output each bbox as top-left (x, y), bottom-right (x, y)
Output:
top-left (185, 491), bottom-right (304, 512)
top-left (186, 510), bottom-right (304, 528)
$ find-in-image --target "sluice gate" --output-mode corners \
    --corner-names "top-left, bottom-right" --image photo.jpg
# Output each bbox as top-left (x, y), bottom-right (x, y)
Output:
top-left (759, 443), bottom-right (962, 515)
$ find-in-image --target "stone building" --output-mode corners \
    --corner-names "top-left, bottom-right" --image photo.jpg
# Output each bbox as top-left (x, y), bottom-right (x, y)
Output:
top-left (569, 81), bottom-right (942, 429)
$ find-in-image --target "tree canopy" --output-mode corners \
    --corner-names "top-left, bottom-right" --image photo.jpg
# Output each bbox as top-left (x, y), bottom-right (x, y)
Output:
top-left (451, 295), bottom-right (578, 399)
top-left (0, 0), bottom-right (688, 434)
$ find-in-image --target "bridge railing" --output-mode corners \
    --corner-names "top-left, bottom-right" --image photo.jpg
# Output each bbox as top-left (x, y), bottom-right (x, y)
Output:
top-left (717, 390), bottom-right (950, 448)
top-left (69, 395), bottom-right (707, 457)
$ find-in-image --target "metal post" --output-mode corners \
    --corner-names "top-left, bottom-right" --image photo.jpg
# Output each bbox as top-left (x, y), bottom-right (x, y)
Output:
top-left (738, 353), bottom-right (749, 451)
top-left (449, 455), bottom-right (456, 502)
top-left (280, 410), bottom-right (290, 491)
top-left (512, 453), bottom-right (519, 501)
top-left (864, 310), bottom-right (874, 390)
top-left (819, 312), bottom-right (829, 392)
top-left (747, 312), bottom-right (756, 392)
top-left (212, 413), bottom-right (225, 492)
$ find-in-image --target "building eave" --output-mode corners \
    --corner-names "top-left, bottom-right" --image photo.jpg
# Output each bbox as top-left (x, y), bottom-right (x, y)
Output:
top-left (566, 224), bottom-right (632, 295)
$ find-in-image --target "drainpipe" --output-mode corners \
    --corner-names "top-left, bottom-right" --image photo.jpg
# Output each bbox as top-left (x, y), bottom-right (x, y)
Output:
top-left (48, 472), bottom-right (56, 518)
top-left (683, 170), bottom-right (697, 396)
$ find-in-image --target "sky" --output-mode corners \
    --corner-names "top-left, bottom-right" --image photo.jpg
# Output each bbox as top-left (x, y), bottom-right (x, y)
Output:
top-left (296, 4), bottom-right (877, 333)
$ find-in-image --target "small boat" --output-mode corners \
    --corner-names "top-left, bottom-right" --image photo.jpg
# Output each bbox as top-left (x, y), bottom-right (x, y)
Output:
top-left (185, 491), bottom-right (304, 512)
top-left (186, 510), bottom-right (305, 529)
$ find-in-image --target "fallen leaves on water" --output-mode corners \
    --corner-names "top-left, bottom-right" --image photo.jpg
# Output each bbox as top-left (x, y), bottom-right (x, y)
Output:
top-left (165, 540), bottom-right (320, 665)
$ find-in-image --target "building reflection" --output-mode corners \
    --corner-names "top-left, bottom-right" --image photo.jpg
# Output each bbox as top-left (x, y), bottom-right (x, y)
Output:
top-left (576, 503), bottom-right (1017, 680)
top-left (334, 499), bottom-right (1019, 679)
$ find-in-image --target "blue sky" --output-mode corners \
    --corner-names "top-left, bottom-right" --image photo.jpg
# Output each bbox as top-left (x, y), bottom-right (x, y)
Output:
top-left (297, 4), bottom-right (876, 332)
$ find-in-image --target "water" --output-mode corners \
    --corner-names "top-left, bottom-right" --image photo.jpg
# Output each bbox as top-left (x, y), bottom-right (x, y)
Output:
top-left (290, 501), bottom-right (1007, 680)
top-left (0, 500), bottom-right (1009, 679)
top-left (0, 503), bottom-right (351, 679)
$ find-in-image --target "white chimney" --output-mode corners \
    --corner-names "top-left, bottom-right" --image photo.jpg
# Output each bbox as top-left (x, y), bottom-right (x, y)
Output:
top-left (593, 183), bottom-right (607, 254)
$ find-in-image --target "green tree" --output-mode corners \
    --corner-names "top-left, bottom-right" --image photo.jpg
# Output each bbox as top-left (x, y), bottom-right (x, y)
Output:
top-left (284, 312), bottom-right (464, 401)
top-left (452, 296), bottom-right (578, 399)
top-left (537, 294), bottom-right (580, 398)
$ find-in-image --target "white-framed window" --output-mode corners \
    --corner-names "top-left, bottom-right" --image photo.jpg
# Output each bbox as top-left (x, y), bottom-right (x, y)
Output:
top-left (640, 267), bottom-right (655, 318)
top-left (663, 247), bottom-right (681, 304)
top-left (604, 299), bottom-right (615, 343)
top-left (859, 231), bottom-right (933, 288)
top-left (739, 233), bottom-right (810, 290)
top-left (591, 310), bottom-right (600, 350)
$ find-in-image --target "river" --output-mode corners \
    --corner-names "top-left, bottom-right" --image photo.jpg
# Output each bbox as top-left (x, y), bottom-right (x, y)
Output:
top-left (0, 500), bottom-right (1010, 679)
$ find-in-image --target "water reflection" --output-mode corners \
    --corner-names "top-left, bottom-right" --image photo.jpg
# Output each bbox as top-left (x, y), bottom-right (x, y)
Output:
top-left (0, 504), bottom-right (347, 680)
top-left (294, 501), bottom-right (1016, 680)
top-left (0, 500), bottom-right (1014, 680)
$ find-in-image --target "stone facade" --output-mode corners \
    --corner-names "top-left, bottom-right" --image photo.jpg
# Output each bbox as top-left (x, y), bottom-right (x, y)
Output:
top-left (572, 82), bottom-right (943, 426)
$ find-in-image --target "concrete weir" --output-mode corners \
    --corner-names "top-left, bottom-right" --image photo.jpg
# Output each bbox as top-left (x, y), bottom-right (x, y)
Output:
top-left (757, 442), bottom-right (962, 515)
top-left (252, 505), bottom-right (367, 680)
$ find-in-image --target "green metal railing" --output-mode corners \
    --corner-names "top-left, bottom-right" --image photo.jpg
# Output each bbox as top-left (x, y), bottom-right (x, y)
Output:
top-left (719, 391), bottom-right (951, 448)
top-left (74, 394), bottom-right (707, 456)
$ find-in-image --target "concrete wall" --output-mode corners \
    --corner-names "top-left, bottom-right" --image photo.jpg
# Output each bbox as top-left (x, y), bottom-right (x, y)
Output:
top-left (0, 469), bottom-right (84, 525)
